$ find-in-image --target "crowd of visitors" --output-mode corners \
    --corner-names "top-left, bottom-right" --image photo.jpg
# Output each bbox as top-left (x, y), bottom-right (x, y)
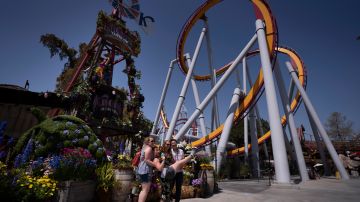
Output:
top-left (137, 137), bottom-right (198, 202)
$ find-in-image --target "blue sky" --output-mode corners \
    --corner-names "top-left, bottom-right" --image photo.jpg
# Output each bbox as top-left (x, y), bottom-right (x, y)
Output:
top-left (1, 0), bottom-right (360, 138)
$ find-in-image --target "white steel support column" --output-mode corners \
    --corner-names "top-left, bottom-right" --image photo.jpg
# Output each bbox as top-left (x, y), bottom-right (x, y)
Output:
top-left (288, 78), bottom-right (295, 102)
top-left (203, 18), bottom-right (219, 158)
top-left (243, 57), bottom-right (249, 162)
top-left (249, 108), bottom-right (260, 177)
top-left (274, 63), bottom-right (309, 181)
top-left (165, 28), bottom-right (207, 141)
top-left (216, 87), bottom-right (242, 173)
top-left (174, 34), bottom-right (258, 140)
top-left (255, 107), bottom-right (269, 160)
top-left (204, 19), bottom-right (220, 130)
top-left (245, 65), bottom-right (269, 160)
top-left (285, 61), bottom-right (349, 180)
top-left (305, 105), bottom-right (331, 176)
top-left (151, 59), bottom-right (178, 135)
top-left (256, 19), bottom-right (290, 183)
top-left (186, 57), bottom-right (212, 155)
top-left (282, 129), bottom-right (297, 166)
top-left (203, 17), bottom-right (220, 130)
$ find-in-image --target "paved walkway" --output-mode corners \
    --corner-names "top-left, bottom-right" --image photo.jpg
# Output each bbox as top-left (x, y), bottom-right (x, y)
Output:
top-left (183, 177), bottom-right (360, 202)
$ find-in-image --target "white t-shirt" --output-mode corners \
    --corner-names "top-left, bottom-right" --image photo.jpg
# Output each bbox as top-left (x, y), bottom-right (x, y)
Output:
top-left (171, 148), bottom-right (184, 173)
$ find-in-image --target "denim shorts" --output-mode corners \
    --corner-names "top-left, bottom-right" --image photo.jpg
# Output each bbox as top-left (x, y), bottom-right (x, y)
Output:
top-left (139, 173), bottom-right (151, 183)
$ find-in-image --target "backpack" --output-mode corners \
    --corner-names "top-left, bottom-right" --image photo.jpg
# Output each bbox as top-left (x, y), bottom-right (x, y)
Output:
top-left (131, 150), bottom-right (141, 167)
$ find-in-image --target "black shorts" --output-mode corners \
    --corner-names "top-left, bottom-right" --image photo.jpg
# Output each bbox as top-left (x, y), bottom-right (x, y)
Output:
top-left (164, 166), bottom-right (176, 181)
top-left (139, 173), bottom-right (151, 183)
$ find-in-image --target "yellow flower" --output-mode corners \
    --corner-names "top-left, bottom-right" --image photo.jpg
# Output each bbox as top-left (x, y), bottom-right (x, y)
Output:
top-left (29, 184), bottom-right (33, 189)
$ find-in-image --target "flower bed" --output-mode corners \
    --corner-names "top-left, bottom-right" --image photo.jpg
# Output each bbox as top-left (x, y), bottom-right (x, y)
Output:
top-left (3, 115), bottom-right (109, 201)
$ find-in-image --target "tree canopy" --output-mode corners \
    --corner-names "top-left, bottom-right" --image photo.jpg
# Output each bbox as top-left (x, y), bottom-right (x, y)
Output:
top-left (40, 34), bottom-right (87, 92)
top-left (229, 117), bottom-right (270, 148)
top-left (40, 34), bottom-right (79, 68)
top-left (324, 112), bottom-right (354, 141)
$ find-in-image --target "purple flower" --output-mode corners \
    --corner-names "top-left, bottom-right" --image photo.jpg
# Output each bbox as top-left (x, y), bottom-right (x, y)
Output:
top-left (30, 157), bottom-right (44, 169)
top-left (14, 154), bottom-right (22, 168)
top-left (192, 178), bottom-right (203, 187)
top-left (75, 129), bottom-right (81, 134)
top-left (72, 138), bottom-right (79, 144)
top-left (21, 138), bottom-right (33, 165)
top-left (8, 137), bottom-right (14, 145)
top-left (85, 159), bottom-right (97, 167)
top-left (63, 130), bottom-right (69, 135)
top-left (49, 155), bottom-right (62, 169)
top-left (66, 121), bottom-right (74, 126)
top-left (0, 151), bottom-right (6, 159)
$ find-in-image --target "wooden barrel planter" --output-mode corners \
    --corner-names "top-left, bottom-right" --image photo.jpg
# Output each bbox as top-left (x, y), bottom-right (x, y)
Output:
top-left (180, 185), bottom-right (195, 199)
top-left (193, 187), bottom-right (203, 198)
top-left (58, 180), bottom-right (96, 202)
top-left (200, 169), bottom-right (215, 196)
top-left (112, 169), bottom-right (134, 202)
top-left (206, 170), bottom-right (215, 194)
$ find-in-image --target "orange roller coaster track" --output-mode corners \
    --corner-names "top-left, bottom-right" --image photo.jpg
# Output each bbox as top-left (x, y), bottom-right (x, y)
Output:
top-left (158, 0), bottom-right (306, 157)
top-left (160, 46), bottom-right (307, 156)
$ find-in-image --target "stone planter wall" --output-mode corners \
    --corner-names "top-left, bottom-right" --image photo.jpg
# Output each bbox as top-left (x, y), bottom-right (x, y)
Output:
top-left (58, 180), bottom-right (96, 202)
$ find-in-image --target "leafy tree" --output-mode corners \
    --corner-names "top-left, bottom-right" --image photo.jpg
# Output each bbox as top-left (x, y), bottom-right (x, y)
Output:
top-left (40, 34), bottom-right (88, 92)
top-left (324, 112), bottom-right (354, 141)
top-left (229, 116), bottom-right (270, 148)
top-left (229, 119), bottom-right (244, 147)
top-left (40, 34), bottom-right (78, 68)
top-left (354, 132), bottom-right (360, 141)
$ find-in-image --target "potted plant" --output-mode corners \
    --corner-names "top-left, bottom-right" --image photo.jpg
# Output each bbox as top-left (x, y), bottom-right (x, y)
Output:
top-left (183, 170), bottom-right (194, 186)
top-left (0, 162), bottom-right (28, 201)
top-left (197, 154), bottom-right (215, 196)
top-left (95, 162), bottom-right (115, 202)
top-left (9, 115), bottom-right (107, 202)
top-left (112, 153), bottom-right (134, 201)
top-left (239, 164), bottom-right (250, 178)
top-left (191, 178), bottom-right (203, 198)
top-left (15, 173), bottom-right (58, 201)
top-left (52, 147), bottom-right (98, 202)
